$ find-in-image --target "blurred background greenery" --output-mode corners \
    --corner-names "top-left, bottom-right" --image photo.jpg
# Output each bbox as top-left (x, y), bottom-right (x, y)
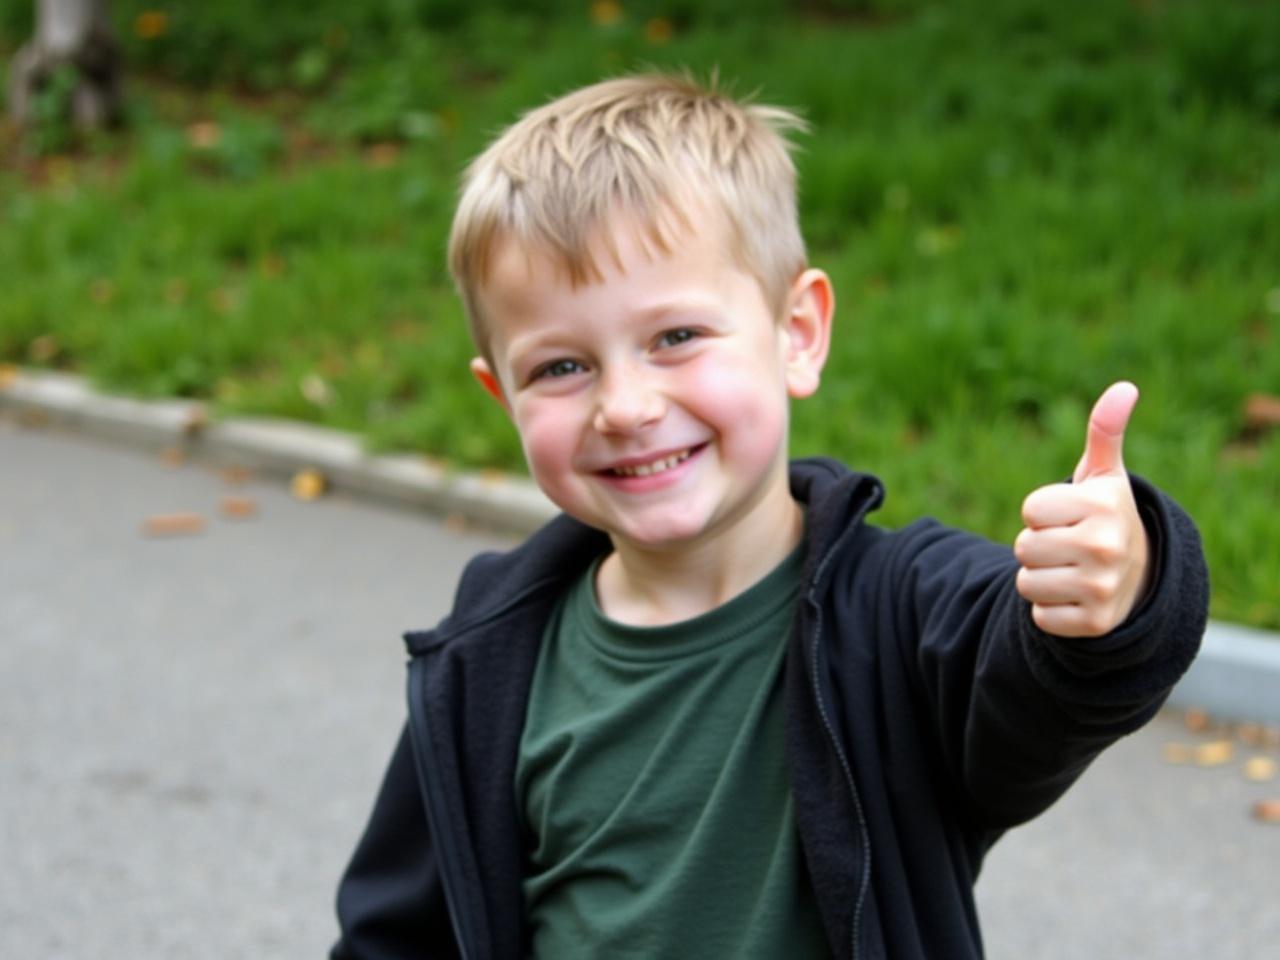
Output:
top-left (1, 0), bottom-right (1277, 626)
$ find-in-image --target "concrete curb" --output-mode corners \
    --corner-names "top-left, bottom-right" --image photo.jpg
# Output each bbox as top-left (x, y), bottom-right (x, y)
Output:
top-left (0, 369), bottom-right (557, 535)
top-left (3, 368), bottom-right (1277, 724)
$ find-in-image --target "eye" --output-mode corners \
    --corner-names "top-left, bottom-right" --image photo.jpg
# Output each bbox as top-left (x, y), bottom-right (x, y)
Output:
top-left (531, 358), bottom-right (586, 381)
top-left (656, 328), bottom-right (698, 349)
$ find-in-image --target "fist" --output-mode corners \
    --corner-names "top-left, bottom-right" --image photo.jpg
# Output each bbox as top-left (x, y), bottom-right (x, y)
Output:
top-left (1014, 382), bottom-right (1151, 638)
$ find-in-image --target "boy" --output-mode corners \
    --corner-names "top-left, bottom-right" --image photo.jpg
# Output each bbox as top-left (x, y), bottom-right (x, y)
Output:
top-left (331, 74), bottom-right (1208, 958)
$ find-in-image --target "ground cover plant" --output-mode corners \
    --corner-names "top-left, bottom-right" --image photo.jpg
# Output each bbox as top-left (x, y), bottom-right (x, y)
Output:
top-left (1, 0), bottom-right (1278, 627)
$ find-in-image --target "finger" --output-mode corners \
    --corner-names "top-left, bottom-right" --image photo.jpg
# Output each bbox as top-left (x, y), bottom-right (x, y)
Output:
top-left (1029, 601), bottom-right (1116, 639)
top-left (1073, 381), bottom-right (1138, 483)
top-left (1021, 483), bottom-right (1092, 530)
top-left (1014, 525), bottom-right (1086, 569)
top-left (1016, 567), bottom-right (1085, 605)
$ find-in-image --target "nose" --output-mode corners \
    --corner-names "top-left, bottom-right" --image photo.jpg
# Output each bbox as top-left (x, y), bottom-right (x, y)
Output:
top-left (592, 367), bottom-right (665, 434)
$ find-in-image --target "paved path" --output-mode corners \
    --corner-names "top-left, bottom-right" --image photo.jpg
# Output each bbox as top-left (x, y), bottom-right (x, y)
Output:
top-left (3, 419), bottom-right (1277, 958)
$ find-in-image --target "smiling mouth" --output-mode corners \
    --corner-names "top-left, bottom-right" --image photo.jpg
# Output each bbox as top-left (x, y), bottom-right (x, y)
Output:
top-left (605, 446), bottom-right (700, 478)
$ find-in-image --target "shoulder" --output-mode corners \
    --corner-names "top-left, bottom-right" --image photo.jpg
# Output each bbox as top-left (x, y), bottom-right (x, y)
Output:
top-left (435, 513), bottom-right (609, 638)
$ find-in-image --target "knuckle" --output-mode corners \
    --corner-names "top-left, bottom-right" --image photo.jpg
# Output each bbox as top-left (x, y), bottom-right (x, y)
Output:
top-left (1080, 573), bottom-right (1117, 604)
top-left (1030, 604), bottom-right (1052, 632)
top-left (1020, 494), bottom-right (1038, 527)
top-left (1013, 529), bottom-right (1033, 562)
top-left (1015, 565), bottom-right (1034, 598)
top-left (1088, 530), bottom-right (1126, 566)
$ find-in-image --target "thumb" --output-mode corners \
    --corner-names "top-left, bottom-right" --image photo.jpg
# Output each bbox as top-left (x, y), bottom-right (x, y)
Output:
top-left (1073, 381), bottom-right (1139, 483)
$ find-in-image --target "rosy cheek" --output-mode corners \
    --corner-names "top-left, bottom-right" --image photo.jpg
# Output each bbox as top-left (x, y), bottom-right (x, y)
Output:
top-left (687, 355), bottom-right (787, 458)
top-left (514, 403), bottom-right (575, 473)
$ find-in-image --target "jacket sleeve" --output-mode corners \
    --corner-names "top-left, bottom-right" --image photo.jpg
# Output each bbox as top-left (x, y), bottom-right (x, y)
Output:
top-left (887, 474), bottom-right (1209, 830)
top-left (331, 723), bottom-right (460, 960)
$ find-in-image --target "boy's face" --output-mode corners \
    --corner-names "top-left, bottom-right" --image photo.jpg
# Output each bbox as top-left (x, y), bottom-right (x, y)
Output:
top-left (471, 212), bottom-right (832, 558)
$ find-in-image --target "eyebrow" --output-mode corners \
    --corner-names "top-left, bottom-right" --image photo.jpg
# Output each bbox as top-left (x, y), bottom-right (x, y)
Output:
top-left (629, 297), bottom-right (725, 324)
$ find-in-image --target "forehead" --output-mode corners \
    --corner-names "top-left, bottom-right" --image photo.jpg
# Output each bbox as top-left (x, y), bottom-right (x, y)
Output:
top-left (479, 206), bottom-right (734, 316)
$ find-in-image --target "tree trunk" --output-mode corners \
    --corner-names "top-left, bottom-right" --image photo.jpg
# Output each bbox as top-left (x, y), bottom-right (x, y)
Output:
top-left (8, 0), bottom-right (123, 130)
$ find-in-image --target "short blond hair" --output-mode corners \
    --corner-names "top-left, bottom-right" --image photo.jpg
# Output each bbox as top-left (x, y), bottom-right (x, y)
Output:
top-left (447, 72), bottom-right (809, 362)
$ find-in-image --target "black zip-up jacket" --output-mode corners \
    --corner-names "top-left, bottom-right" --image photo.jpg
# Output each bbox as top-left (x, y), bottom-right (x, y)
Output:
top-left (332, 458), bottom-right (1209, 959)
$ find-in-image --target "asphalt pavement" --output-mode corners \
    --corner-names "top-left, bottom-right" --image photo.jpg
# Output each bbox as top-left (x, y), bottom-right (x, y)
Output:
top-left (3, 417), bottom-right (1277, 959)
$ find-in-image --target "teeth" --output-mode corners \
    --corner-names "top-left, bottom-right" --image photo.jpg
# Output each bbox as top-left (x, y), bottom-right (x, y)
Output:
top-left (612, 449), bottom-right (692, 477)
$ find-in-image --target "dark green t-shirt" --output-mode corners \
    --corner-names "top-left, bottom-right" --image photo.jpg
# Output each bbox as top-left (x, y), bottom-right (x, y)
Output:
top-left (515, 546), bottom-right (830, 958)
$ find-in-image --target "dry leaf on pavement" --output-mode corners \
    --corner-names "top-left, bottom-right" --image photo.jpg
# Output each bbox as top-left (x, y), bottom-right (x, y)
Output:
top-left (142, 513), bottom-right (206, 537)
top-left (1183, 707), bottom-right (1212, 733)
top-left (1193, 740), bottom-right (1234, 767)
top-left (290, 468), bottom-right (328, 501)
top-left (1243, 757), bottom-right (1278, 782)
top-left (1252, 799), bottom-right (1280, 824)
top-left (220, 496), bottom-right (258, 520)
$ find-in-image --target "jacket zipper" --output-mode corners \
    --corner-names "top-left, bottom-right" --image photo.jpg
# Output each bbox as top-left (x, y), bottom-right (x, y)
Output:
top-left (406, 656), bottom-right (481, 960)
top-left (803, 609), bottom-right (875, 960)
top-left (806, 493), bottom-right (878, 960)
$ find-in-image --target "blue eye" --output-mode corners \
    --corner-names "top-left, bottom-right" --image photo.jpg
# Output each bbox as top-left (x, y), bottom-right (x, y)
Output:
top-left (535, 359), bottom-right (585, 380)
top-left (658, 328), bottom-right (697, 348)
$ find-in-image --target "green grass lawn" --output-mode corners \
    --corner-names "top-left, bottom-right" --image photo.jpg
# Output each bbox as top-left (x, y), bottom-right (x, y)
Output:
top-left (2, 0), bottom-right (1278, 627)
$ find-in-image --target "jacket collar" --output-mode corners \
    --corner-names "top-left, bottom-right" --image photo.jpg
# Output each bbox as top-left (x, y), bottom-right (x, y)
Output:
top-left (406, 457), bottom-right (883, 656)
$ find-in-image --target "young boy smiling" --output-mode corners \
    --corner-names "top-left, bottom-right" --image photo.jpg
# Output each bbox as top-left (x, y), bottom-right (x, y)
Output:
top-left (332, 74), bottom-right (1209, 959)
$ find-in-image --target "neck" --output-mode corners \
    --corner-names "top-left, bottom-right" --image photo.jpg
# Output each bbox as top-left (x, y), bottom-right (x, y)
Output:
top-left (595, 498), bottom-right (805, 627)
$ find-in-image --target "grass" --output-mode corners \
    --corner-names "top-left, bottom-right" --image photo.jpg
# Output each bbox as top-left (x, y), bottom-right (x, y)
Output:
top-left (1, 0), bottom-right (1278, 627)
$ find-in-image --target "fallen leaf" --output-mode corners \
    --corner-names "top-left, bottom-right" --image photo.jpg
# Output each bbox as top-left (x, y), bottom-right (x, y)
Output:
top-left (1236, 722), bottom-right (1264, 747)
top-left (363, 143), bottom-right (401, 169)
top-left (219, 495), bottom-right (258, 519)
top-left (290, 468), bottom-right (328, 501)
top-left (1243, 756), bottom-right (1277, 782)
top-left (590, 0), bottom-right (623, 26)
top-left (158, 446), bottom-right (186, 467)
top-left (187, 121), bottom-right (221, 150)
top-left (1183, 707), bottom-right (1212, 733)
top-left (135, 11), bottom-right (168, 40)
top-left (1252, 799), bottom-right (1280, 824)
top-left (1244, 393), bottom-right (1280, 431)
top-left (142, 513), bottom-right (206, 537)
top-left (1194, 740), bottom-right (1234, 767)
top-left (645, 17), bottom-right (673, 43)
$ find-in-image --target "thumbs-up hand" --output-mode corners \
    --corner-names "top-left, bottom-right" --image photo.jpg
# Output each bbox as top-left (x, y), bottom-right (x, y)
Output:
top-left (1014, 382), bottom-right (1152, 638)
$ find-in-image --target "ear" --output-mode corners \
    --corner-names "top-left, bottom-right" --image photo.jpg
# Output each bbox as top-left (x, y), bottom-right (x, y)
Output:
top-left (781, 268), bottom-right (834, 399)
top-left (470, 357), bottom-right (511, 413)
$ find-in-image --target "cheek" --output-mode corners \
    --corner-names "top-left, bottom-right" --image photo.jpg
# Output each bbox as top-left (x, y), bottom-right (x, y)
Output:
top-left (512, 400), bottom-right (579, 476)
top-left (685, 354), bottom-right (789, 457)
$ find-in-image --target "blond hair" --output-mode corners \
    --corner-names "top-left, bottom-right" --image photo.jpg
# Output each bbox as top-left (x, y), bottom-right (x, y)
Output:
top-left (447, 72), bottom-right (809, 362)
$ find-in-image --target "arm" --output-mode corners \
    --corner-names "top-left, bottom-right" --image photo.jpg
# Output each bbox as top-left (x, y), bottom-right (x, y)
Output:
top-left (894, 384), bottom-right (1208, 828)
top-left (331, 724), bottom-right (460, 960)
